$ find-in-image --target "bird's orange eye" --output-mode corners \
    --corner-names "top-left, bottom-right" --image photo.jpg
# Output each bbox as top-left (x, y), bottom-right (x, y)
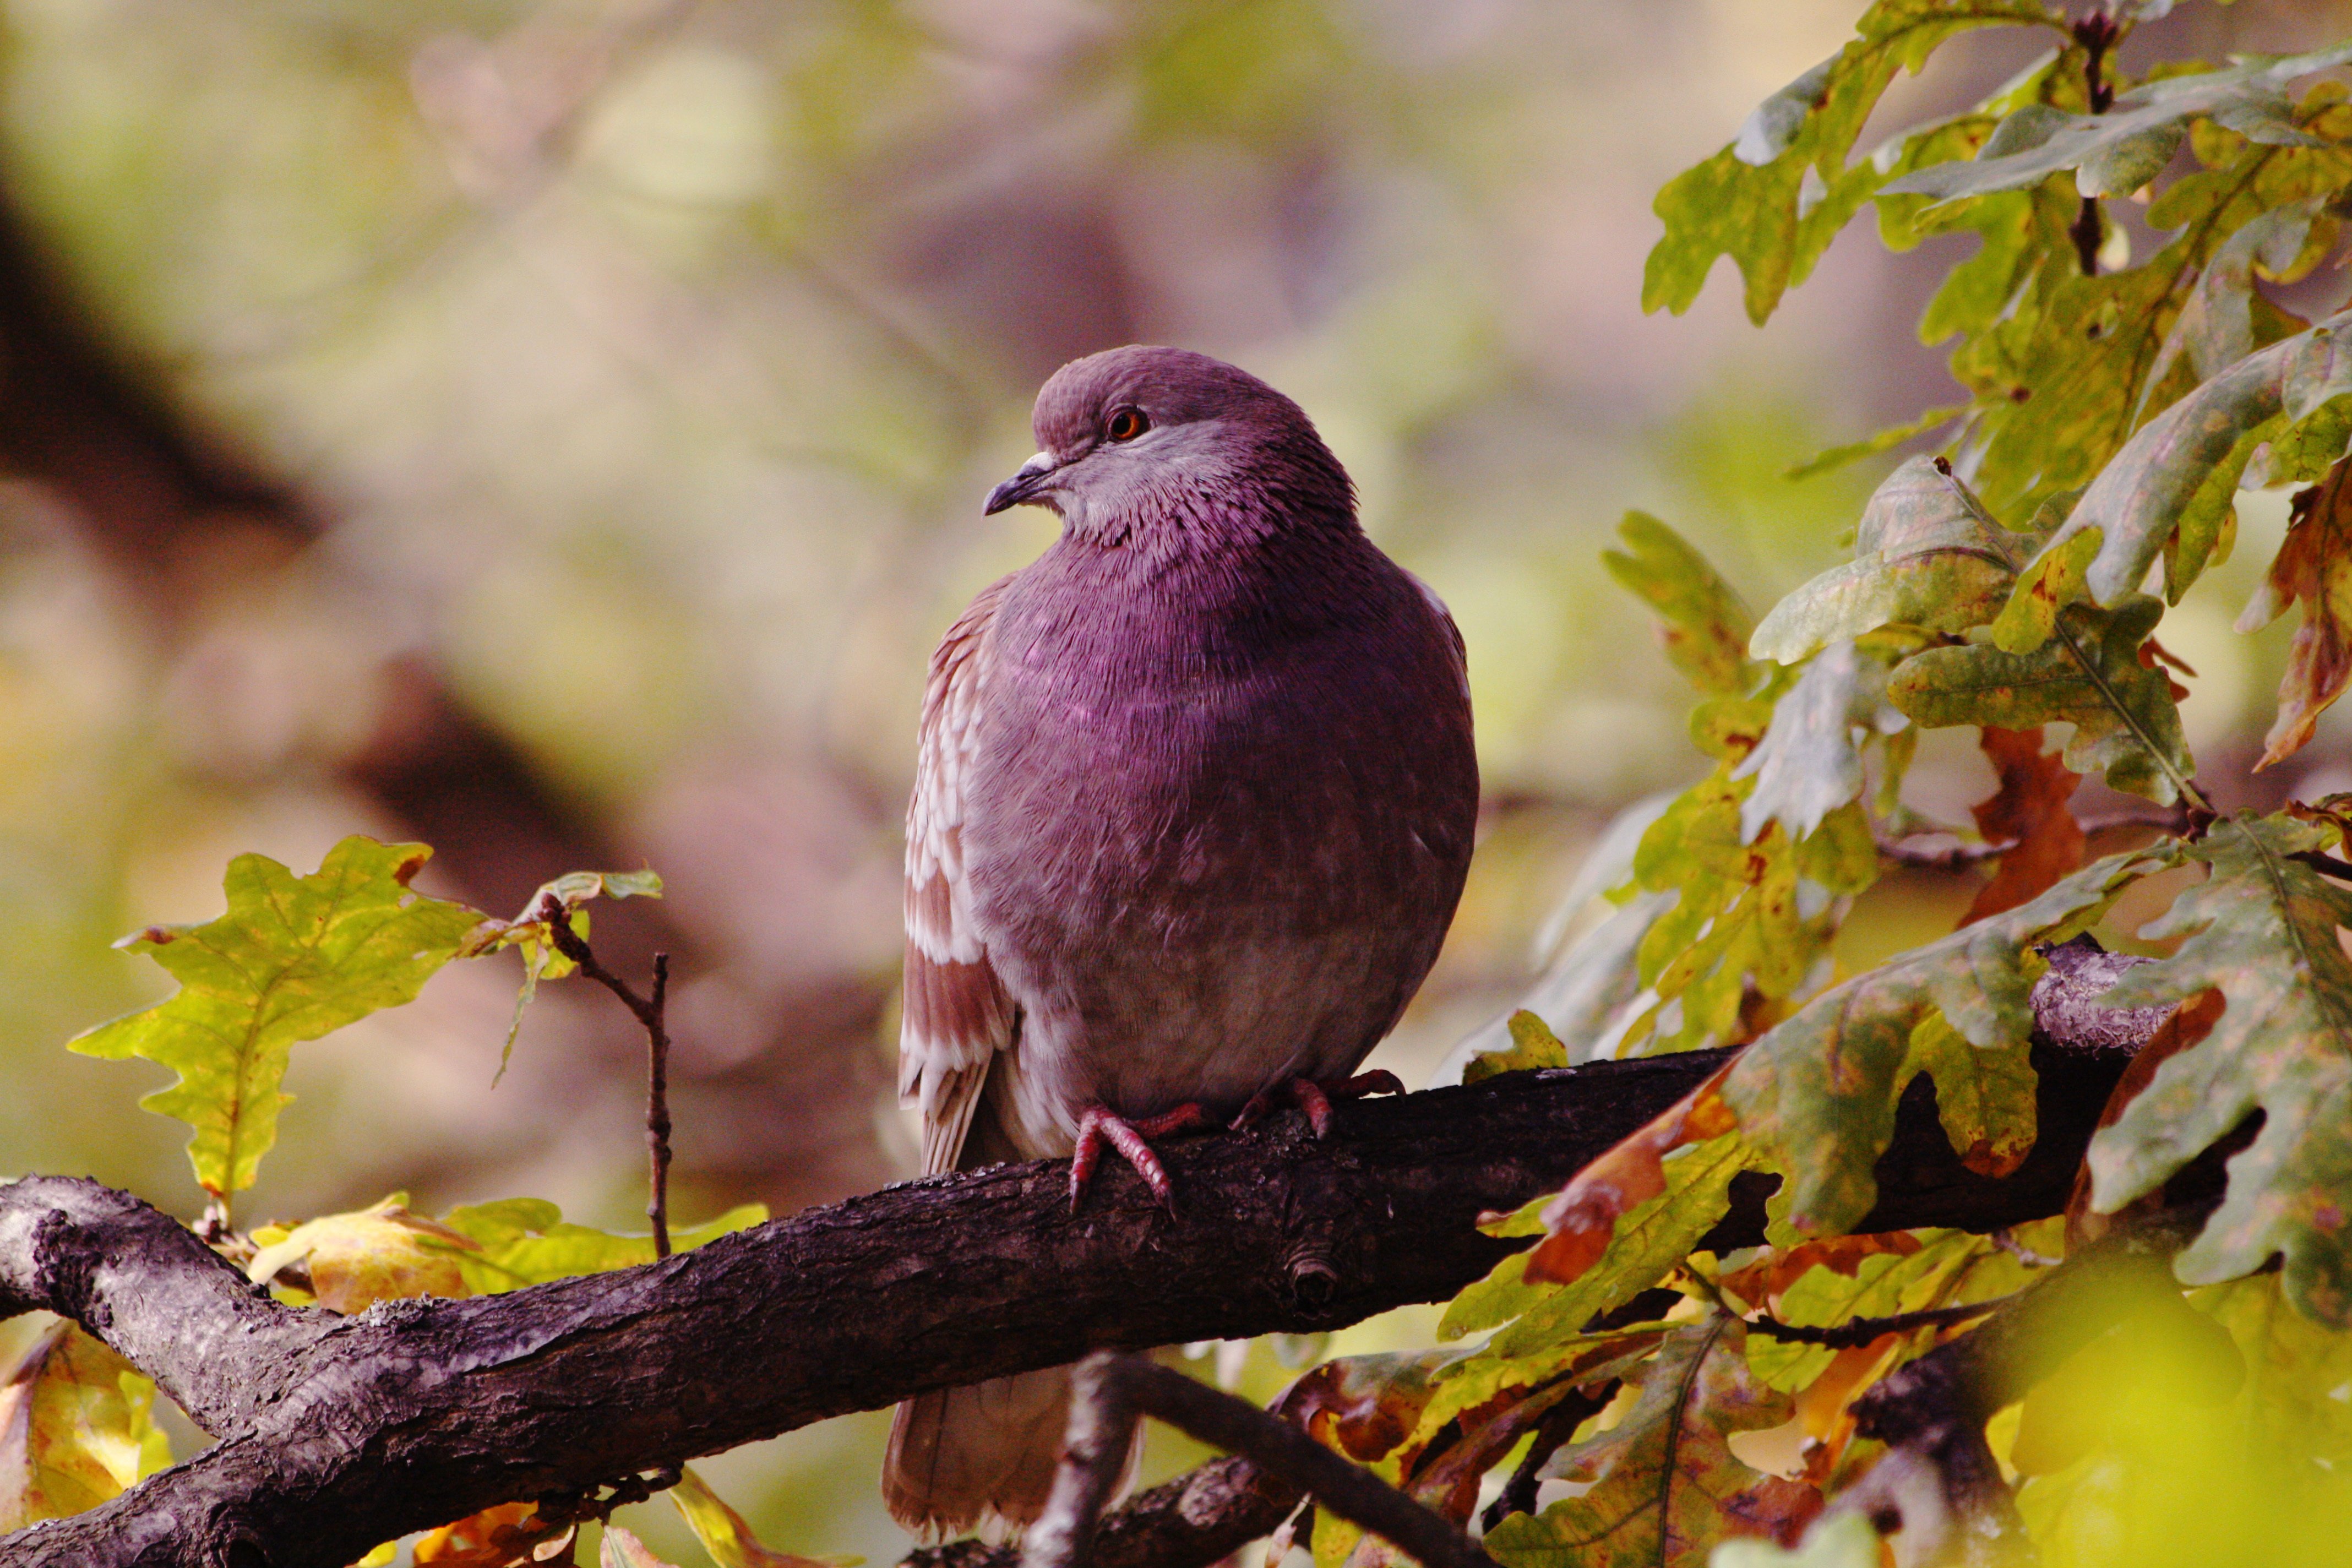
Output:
top-left (1105, 407), bottom-right (1148, 442)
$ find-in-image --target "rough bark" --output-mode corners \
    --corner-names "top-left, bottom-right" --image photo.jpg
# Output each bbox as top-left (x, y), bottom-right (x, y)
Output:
top-left (0, 946), bottom-right (2164, 1568)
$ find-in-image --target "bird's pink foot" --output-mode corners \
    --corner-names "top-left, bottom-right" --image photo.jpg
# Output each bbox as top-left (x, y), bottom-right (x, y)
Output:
top-left (1069, 1103), bottom-right (1207, 1212)
top-left (1235, 1070), bottom-right (1406, 1137)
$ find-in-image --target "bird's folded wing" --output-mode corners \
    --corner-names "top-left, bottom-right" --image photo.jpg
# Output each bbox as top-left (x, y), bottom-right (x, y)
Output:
top-left (901, 574), bottom-right (1019, 1177)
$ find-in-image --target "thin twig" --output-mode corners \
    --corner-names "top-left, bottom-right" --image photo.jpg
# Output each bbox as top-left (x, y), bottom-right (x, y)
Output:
top-left (2068, 12), bottom-right (2121, 276)
top-left (647, 952), bottom-right (673, 1257)
top-left (1877, 834), bottom-right (2016, 870)
top-left (902, 1456), bottom-right (1298, 1568)
top-left (1989, 1227), bottom-right (2061, 1268)
top-left (1746, 1298), bottom-right (2006, 1349)
top-left (1879, 803), bottom-right (2189, 872)
top-left (1024, 1356), bottom-right (1496, 1568)
top-left (2291, 849), bottom-right (2352, 883)
top-left (540, 906), bottom-right (676, 1257)
top-left (1022, 1353), bottom-right (1145, 1568)
top-left (1115, 1357), bottom-right (1495, 1568)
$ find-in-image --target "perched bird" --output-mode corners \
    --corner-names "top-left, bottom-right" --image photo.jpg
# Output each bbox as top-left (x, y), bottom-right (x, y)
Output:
top-left (884, 345), bottom-right (1479, 1537)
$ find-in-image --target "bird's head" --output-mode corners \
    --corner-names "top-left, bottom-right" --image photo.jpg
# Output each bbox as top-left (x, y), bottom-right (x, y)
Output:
top-left (984, 346), bottom-right (1354, 544)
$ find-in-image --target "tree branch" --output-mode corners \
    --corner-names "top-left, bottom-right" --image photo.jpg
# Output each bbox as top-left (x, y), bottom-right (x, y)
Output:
top-left (0, 943), bottom-right (2169, 1567)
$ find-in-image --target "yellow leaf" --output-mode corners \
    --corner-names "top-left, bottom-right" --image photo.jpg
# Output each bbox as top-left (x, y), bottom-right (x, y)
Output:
top-left (248, 1196), bottom-right (478, 1313)
top-left (671, 1467), bottom-right (858, 1568)
top-left (0, 1322), bottom-right (171, 1529)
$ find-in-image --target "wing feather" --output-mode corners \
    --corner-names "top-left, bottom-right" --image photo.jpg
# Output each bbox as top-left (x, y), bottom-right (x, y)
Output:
top-left (901, 575), bottom-right (1019, 1177)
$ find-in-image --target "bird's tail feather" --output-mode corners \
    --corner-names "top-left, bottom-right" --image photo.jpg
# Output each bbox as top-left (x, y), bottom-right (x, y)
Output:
top-left (885, 1365), bottom-right (1090, 1539)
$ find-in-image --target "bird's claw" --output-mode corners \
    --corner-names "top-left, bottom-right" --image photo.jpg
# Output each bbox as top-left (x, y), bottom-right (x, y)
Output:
top-left (1070, 1102), bottom-right (1206, 1213)
top-left (1234, 1070), bottom-right (1406, 1137)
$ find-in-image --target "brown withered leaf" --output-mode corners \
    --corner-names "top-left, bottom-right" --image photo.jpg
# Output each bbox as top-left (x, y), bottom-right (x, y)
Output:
top-left (2067, 988), bottom-right (2227, 1250)
top-left (2240, 460), bottom-right (2352, 769)
top-left (1963, 727), bottom-right (2087, 924)
top-left (1527, 1059), bottom-right (1741, 1286)
top-left (1343, 1379), bottom-right (1597, 1568)
top-left (1272, 1351), bottom-right (1469, 1469)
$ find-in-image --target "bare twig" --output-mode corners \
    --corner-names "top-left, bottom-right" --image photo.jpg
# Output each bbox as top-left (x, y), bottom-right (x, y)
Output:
top-left (541, 906), bottom-right (675, 1257)
top-left (647, 952), bottom-right (673, 1256)
top-left (1746, 1297), bottom-right (2005, 1349)
top-left (1023, 1353), bottom-right (1146, 1568)
top-left (1012, 1356), bottom-right (1498, 1568)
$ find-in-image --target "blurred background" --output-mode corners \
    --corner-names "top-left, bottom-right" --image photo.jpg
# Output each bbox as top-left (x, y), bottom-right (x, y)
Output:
top-left (3, 0), bottom-right (2350, 1559)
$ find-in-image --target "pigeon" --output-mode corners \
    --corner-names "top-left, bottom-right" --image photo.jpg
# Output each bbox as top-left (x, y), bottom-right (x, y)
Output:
top-left (883, 345), bottom-right (1479, 1537)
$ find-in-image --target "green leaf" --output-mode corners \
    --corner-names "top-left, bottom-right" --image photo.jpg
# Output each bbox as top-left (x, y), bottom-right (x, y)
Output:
top-left (1751, 456), bottom-right (2024, 664)
top-left (437, 1198), bottom-right (766, 1292)
top-left (2087, 814), bottom-right (2352, 1322)
top-left (1734, 642), bottom-right (1894, 843)
top-left (1644, 0), bottom-right (2068, 325)
top-left (1440, 1135), bottom-right (1750, 1347)
top-left (1883, 42), bottom-right (2352, 205)
top-left (1891, 596), bottom-right (2195, 805)
top-left (1953, 105), bottom-right (2352, 520)
top-left (1604, 513), bottom-right (1758, 697)
top-left (2195, 1271), bottom-right (2352, 1465)
top-left (69, 837), bottom-right (484, 1201)
top-left (1909, 1011), bottom-right (2040, 1179)
top-left (1629, 766), bottom-right (1874, 1054)
top-left (1724, 848), bottom-right (2169, 1235)
top-left (1483, 1314), bottom-right (1816, 1568)
top-left (1999, 312), bottom-right (2352, 635)
top-left (1465, 1010), bottom-right (1571, 1085)
top-left (1784, 403), bottom-right (1968, 480)
top-left (1408, 1325), bottom-right (1672, 1480)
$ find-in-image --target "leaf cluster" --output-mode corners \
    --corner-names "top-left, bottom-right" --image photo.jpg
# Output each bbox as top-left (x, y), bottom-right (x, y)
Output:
top-left (1343, 6), bottom-right (2352, 1566)
top-left (18, 837), bottom-right (788, 1567)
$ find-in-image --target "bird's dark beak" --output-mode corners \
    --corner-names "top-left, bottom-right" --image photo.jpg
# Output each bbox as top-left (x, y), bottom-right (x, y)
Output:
top-left (985, 451), bottom-right (1059, 515)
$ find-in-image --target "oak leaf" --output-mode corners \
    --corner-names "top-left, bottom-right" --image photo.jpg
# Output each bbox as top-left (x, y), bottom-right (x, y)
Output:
top-left (69, 836), bottom-right (484, 1201)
